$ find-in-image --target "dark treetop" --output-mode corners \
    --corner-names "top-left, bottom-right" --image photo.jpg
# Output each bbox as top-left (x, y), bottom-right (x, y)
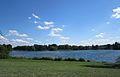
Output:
top-left (13, 42), bottom-right (120, 51)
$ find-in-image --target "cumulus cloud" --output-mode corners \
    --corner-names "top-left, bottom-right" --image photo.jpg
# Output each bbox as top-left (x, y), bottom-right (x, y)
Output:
top-left (80, 38), bottom-right (109, 46)
top-left (35, 21), bottom-right (54, 30)
top-left (52, 28), bottom-right (63, 31)
top-left (112, 7), bottom-right (120, 19)
top-left (12, 39), bottom-right (29, 44)
top-left (48, 27), bottom-right (70, 44)
top-left (80, 36), bottom-right (120, 46)
top-left (48, 28), bottom-right (63, 37)
top-left (29, 13), bottom-right (70, 44)
top-left (44, 21), bottom-right (54, 25)
top-left (48, 30), bottom-right (61, 37)
top-left (34, 21), bottom-right (39, 24)
top-left (37, 25), bottom-right (51, 30)
top-left (8, 30), bottom-right (28, 37)
top-left (0, 35), bottom-right (11, 44)
top-left (2, 30), bottom-right (33, 46)
top-left (79, 33), bottom-right (120, 46)
top-left (32, 13), bottom-right (40, 19)
top-left (0, 35), bottom-right (6, 40)
top-left (95, 33), bottom-right (105, 38)
top-left (25, 38), bottom-right (33, 41)
top-left (59, 36), bottom-right (70, 44)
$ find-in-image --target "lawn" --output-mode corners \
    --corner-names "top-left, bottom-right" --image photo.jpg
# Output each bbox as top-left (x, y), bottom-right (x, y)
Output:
top-left (0, 59), bottom-right (120, 77)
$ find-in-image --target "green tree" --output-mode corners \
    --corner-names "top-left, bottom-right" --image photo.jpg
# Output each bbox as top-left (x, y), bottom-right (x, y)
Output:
top-left (0, 44), bottom-right (12, 59)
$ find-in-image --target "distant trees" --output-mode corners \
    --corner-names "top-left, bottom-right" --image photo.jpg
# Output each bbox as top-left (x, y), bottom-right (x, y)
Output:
top-left (113, 42), bottom-right (120, 50)
top-left (0, 44), bottom-right (12, 59)
top-left (48, 44), bottom-right (58, 51)
top-left (13, 42), bottom-right (120, 51)
top-left (34, 44), bottom-right (47, 51)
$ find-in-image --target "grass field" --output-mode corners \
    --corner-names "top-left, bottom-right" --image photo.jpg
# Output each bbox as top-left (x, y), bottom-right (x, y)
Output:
top-left (0, 59), bottom-right (120, 77)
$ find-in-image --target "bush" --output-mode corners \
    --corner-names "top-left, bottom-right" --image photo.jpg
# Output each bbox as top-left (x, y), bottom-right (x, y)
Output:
top-left (78, 58), bottom-right (86, 62)
top-left (11, 56), bottom-right (89, 62)
top-left (11, 57), bottom-right (27, 59)
top-left (32, 57), bottom-right (53, 60)
top-left (0, 44), bottom-right (12, 59)
top-left (86, 60), bottom-right (91, 62)
top-left (64, 58), bottom-right (77, 61)
top-left (32, 57), bottom-right (41, 60)
top-left (40, 57), bottom-right (53, 60)
top-left (54, 58), bottom-right (63, 61)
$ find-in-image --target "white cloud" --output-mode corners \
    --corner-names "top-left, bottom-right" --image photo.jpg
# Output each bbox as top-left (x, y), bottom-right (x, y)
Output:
top-left (32, 13), bottom-right (40, 19)
top-left (29, 13), bottom-right (70, 44)
top-left (48, 30), bottom-right (61, 37)
top-left (8, 30), bottom-right (28, 37)
top-left (95, 33), bottom-right (105, 38)
top-left (26, 38), bottom-right (33, 41)
top-left (18, 34), bottom-right (28, 37)
top-left (34, 21), bottom-right (38, 24)
top-left (80, 36), bottom-right (120, 46)
top-left (79, 33), bottom-right (120, 46)
top-left (37, 21), bottom-right (54, 30)
top-left (59, 36), bottom-right (70, 44)
top-left (0, 35), bottom-right (6, 40)
top-left (51, 28), bottom-right (63, 31)
top-left (34, 40), bottom-right (42, 44)
top-left (0, 30), bottom-right (34, 46)
top-left (112, 7), bottom-right (120, 19)
top-left (80, 38), bottom-right (109, 46)
top-left (37, 25), bottom-right (51, 30)
top-left (44, 21), bottom-right (54, 25)
top-left (0, 36), bottom-right (10, 44)
top-left (48, 28), bottom-right (63, 37)
top-left (48, 27), bottom-right (70, 44)
top-left (12, 39), bottom-right (29, 44)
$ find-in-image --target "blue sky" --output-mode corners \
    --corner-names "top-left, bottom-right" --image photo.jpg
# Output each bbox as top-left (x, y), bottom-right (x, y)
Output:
top-left (0, 0), bottom-right (120, 46)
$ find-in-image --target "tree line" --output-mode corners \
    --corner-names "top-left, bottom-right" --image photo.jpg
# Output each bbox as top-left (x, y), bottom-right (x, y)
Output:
top-left (13, 42), bottom-right (120, 51)
top-left (0, 44), bottom-right (12, 58)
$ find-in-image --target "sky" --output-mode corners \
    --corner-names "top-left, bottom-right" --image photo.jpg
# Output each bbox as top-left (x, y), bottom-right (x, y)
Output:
top-left (0, 0), bottom-right (120, 46)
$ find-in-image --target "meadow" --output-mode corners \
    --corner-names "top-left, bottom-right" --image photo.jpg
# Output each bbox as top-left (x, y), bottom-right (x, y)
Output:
top-left (0, 59), bottom-right (120, 77)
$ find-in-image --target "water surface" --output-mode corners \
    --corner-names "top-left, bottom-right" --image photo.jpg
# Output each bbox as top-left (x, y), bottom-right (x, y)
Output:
top-left (10, 50), bottom-right (120, 63)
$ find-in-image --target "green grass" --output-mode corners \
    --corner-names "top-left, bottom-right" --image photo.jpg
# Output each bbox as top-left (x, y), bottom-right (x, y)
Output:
top-left (0, 59), bottom-right (120, 77)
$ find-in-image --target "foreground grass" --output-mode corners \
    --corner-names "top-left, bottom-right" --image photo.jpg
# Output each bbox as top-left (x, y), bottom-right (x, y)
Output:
top-left (0, 59), bottom-right (120, 77)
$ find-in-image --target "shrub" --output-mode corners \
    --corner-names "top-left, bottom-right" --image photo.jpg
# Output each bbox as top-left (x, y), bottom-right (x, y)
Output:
top-left (64, 58), bottom-right (77, 61)
top-left (32, 57), bottom-right (41, 60)
top-left (86, 60), bottom-right (91, 62)
top-left (78, 58), bottom-right (86, 62)
top-left (0, 44), bottom-right (12, 59)
top-left (54, 58), bottom-right (63, 61)
top-left (11, 57), bottom-right (27, 59)
top-left (32, 57), bottom-right (53, 60)
top-left (40, 57), bottom-right (53, 60)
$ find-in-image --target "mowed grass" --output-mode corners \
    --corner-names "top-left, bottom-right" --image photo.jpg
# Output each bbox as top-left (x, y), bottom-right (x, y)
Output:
top-left (0, 59), bottom-right (120, 77)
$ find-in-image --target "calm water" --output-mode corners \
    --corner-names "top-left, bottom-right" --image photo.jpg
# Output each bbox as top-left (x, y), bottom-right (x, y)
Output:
top-left (10, 50), bottom-right (120, 63)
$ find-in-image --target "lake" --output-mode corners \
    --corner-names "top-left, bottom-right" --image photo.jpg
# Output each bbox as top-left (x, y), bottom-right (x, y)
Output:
top-left (10, 50), bottom-right (120, 63)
